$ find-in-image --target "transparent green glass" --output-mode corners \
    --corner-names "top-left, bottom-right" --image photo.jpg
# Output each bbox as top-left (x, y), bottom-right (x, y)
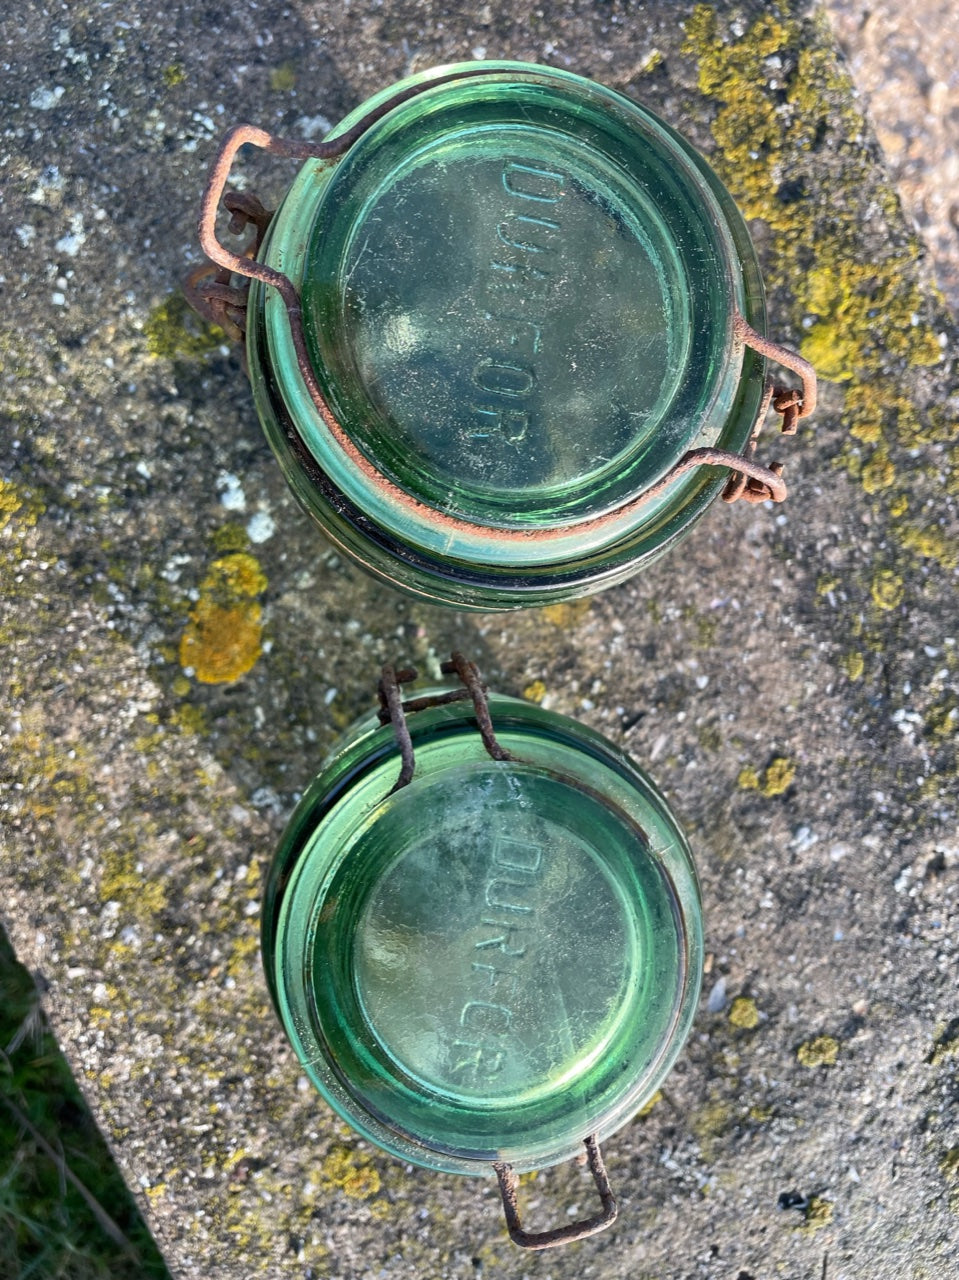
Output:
top-left (262, 690), bottom-right (703, 1175)
top-left (247, 61), bottom-right (767, 608)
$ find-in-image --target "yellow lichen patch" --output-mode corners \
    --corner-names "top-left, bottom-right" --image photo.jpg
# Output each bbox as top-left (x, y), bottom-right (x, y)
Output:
top-left (636, 1089), bottom-right (662, 1118)
top-left (682, 5), bottom-right (947, 509)
top-left (171, 674), bottom-right (192, 698)
top-left (898, 524), bottom-right (958, 571)
top-left (797, 1195), bottom-right (833, 1234)
top-left (728, 996), bottom-right (760, 1029)
top-left (842, 652), bottom-right (865, 681)
top-left (269, 63), bottom-right (297, 91)
top-left (162, 63), bottom-right (186, 88)
top-left (171, 702), bottom-right (209, 735)
top-left (320, 1144), bottom-right (381, 1200)
top-left (145, 291), bottom-right (224, 359)
top-left (737, 765), bottom-right (760, 790)
top-left (861, 449), bottom-right (896, 495)
top-left (762, 756), bottom-right (796, 797)
top-left (523, 679), bottom-right (547, 703)
top-left (100, 847), bottom-right (168, 918)
top-left (0, 477), bottom-right (44, 532)
top-left (179, 553), bottom-right (268, 684)
top-left (692, 1101), bottom-right (733, 1160)
top-left (211, 521), bottom-right (250, 553)
top-left (889, 494), bottom-right (909, 518)
top-left (941, 1148), bottom-right (959, 1184)
top-left (797, 1034), bottom-right (839, 1067)
top-left (540, 598), bottom-right (592, 628)
top-left (926, 698), bottom-right (958, 738)
top-left (870, 569), bottom-right (904, 611)
top-left (932, 1018), bottom-right (957, 1070)
top-left (226, 933), bottom-right (260, 980)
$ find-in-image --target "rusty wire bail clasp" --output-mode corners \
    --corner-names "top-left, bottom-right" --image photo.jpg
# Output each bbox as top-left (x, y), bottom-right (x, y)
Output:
top-left (376, 651), bottom-right (511, 793)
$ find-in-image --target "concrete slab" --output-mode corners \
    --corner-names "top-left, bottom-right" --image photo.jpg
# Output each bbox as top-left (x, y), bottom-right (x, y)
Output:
top-left (1, 3), bottom-right (957, 1278)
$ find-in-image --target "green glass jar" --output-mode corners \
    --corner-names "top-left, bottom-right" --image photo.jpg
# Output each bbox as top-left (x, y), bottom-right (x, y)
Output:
top-left (197, 62), bottom-right (815, 609)
top-left (262, 656), bottom-right (702, 1244)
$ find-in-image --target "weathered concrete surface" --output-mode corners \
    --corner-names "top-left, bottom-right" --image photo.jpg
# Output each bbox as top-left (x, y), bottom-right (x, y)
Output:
top-left (1, 3), bottom-right (957, 1278)
top-left (824, 0), bottom-right (959, 316)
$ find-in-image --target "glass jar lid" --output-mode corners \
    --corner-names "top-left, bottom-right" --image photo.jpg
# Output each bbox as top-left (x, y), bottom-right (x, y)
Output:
top-left (257, 61), bottom-right (769, 567)
top-left (195, 62), bottom-right (816, 608)
top-left (262, 659), bottom-right (703, 1177)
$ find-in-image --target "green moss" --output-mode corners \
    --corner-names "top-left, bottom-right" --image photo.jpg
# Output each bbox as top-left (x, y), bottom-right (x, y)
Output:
top-left (145, 292), bottom-right (224, 360)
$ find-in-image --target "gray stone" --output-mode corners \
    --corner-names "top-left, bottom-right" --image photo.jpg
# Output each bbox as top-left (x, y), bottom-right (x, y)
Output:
top-left (1, 2), bottom-right (957, 1278)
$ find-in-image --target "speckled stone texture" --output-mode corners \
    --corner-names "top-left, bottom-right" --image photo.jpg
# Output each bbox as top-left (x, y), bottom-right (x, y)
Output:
top-left (1, 3), bottom-right (958, 1279)
top-left (824, 0), bottom-right (959, 315)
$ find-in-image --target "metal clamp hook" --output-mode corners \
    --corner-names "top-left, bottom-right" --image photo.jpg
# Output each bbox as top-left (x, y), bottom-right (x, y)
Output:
top-left (493, 1135), bottom-right (618, 1250)
top-left (377, 651), bottom-right (511, 793)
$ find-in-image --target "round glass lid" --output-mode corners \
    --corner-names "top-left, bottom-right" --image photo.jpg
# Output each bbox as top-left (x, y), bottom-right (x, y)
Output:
top-left (270, 703), bottom-right (703, 1174)
top-left (276, 64), bottom-right (758, 561)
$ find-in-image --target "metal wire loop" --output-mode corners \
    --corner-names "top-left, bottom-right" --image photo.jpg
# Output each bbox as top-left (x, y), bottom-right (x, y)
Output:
top-left (493, 1135), bottom-right (618, 1250)
top-left (377, 652), bottom-right (511, 793)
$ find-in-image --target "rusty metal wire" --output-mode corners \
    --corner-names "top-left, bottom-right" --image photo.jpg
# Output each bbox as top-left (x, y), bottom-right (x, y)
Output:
top-left (441, 652), bottom-right (511, 762)
top-left (376, 663), bottom-right (417, 793)
top-left (184, 191), bottom-right (274, 342)
top-left (376, 652), bottom-right (510, 792)
top-left (493, 1134), bottom-right (618, 1250)
top-left (192, 69), bottom-right (818, 530)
